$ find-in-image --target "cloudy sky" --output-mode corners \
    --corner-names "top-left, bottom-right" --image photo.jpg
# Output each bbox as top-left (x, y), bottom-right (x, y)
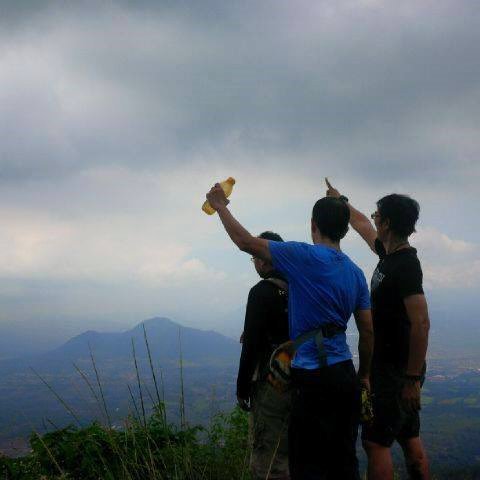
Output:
top-left (0, 0), bottom-right (479, 354)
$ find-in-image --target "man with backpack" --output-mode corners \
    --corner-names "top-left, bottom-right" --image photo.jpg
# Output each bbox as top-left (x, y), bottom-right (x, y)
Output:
top-left (206, 185), bottom-right (374, 479)
top-left (237, 231), bottom-right (291, 480)
top-left (326, 179), bottom-right (431, 480)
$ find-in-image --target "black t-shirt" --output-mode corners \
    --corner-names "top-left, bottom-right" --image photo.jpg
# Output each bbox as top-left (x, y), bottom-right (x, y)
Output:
top-left (371, 239), bottom-right (424, 369)
top-left (236, 272), bottom-right (289, 399)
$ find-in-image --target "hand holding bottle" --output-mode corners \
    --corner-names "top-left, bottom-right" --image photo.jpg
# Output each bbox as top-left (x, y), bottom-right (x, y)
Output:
top-left (205, 184), bottom-right (229, 212)
top-left (203, 177), bottom-right (235, 215)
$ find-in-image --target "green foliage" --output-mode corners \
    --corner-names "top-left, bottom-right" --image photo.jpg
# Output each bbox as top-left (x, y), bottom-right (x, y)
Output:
top-left (202, 408), bottom-right (251, 479)
top-left (0, 405), bottom-right (252, 480)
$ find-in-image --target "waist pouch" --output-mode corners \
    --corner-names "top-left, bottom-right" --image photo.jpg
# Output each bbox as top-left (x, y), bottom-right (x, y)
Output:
top-left (267, 324), bottom-right (346, 393)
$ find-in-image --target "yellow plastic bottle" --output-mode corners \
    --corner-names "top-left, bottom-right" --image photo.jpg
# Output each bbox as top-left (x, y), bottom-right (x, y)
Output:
top-left (202, 177), bottom-right (236, 215)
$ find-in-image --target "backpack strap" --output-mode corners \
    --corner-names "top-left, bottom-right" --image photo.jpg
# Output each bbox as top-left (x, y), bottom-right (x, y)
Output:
top-left (292, 324), bottom-right (346, 368)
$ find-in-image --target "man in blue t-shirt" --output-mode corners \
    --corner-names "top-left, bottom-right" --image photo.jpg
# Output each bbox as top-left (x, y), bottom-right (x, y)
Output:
top-left (206, 185), bottom-right (374, 480)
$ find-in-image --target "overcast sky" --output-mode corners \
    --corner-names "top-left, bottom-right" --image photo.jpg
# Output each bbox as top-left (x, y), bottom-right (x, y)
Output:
top-left (0, 0), bottom-right (479, 352)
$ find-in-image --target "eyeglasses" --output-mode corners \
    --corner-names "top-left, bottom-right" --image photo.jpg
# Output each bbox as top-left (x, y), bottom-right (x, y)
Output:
top-left (371, 212), bottom-right (380, 220)
top-left (250, 257), bottom-right (256, 262)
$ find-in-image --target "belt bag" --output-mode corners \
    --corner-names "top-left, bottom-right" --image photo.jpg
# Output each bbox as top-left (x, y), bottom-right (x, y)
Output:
top-left (267, 324), bottom-right (346, 392)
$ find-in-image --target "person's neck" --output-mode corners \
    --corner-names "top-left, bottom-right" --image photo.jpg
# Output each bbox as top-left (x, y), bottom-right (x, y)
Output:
top-left (383, 235), bottom-right (410, 255)
top-left (312, 234), bottom-right (341, 251)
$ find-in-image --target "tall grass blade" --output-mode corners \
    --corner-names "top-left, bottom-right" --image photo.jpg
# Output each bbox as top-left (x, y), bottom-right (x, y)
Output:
top-left (143, 322), bottom-right (167, 427)
top-left (131, 338), bottom-right (147, 428)
top-left (74, 363), bottom-right (132, 480)
top-left (178, 327), bottom-right (186, 430)
top-left (20, 410), bottom-right (65, 477)
top-left (127, 383), bottom-right (141, 423)
top-left (73, 362), bottom-right (108, 425)
top-left (159, 366), bottom-right (167, 425)
top-left (142, 323), bottom-right (162, 407)
top-left (30, 366), bottom-right (81, 427)
top-left (89, 342), bottom-right (112, 428)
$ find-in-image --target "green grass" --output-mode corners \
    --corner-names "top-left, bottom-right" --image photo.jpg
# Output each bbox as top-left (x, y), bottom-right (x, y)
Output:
top-left (0, 324), bottom-right (253, 480)
top-left (0, 406), bottom-right (252, 480)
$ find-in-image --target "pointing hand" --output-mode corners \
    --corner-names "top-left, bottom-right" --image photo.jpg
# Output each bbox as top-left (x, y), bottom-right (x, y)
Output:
top-left (325, 178), bottom-right (340, 198)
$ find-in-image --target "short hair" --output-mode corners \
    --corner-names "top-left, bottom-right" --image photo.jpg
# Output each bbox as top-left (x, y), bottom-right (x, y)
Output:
top-left (312, 197), bottom-right (350, 242)
top-left (258, 231), bottom-right (284, 242)
top-left (376, 194), bottom-right (420, 238)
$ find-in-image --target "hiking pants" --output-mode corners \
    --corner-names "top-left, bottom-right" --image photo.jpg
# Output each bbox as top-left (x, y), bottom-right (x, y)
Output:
top-left (289, 360), bottom-right (361, 480)
top-left (250, 380), bottom-right (292, 479)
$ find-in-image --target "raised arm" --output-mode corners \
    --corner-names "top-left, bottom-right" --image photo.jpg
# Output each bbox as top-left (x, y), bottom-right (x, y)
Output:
top-left (206, 184), bottom-right (271, 261)
top-left (325, 178), bottom-right (377, 253)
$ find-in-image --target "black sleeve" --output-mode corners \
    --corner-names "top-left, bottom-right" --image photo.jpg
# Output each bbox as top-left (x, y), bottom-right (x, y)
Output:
top-left (395, 257), bottom-right (424, 299)
top-left (236, 284), bottom-right (271, 399)
top-left (374, 238), bottom-right (386, 259)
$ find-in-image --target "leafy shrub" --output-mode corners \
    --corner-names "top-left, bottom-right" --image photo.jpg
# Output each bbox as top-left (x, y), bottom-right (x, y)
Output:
top-left (0, 405), bottom-right (252, 480)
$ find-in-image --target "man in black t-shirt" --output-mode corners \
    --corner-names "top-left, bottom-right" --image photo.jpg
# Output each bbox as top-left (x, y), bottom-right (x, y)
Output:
top-left (326, 180), bottom-right (430, 480)
top-left (237, 231), bottom-right (291, 480)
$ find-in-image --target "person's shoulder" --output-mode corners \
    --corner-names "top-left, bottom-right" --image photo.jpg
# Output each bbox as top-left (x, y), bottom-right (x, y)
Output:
top-left (347, 258), bottom-right (368, 280)
top-left (311, 243), bottom-right (338, 258)
top-left (249, 279), bottom-right (277, 298)
top-left (401, 248), bottom-right (423, 269)
top-left (389, 249), bottom-right (422, 280)
top-left (269, 240), bottom-right (311, 257)
top-left (350, 259), bottom-right (365, 275)
top-left (271, 240), bottom-right (309, 249)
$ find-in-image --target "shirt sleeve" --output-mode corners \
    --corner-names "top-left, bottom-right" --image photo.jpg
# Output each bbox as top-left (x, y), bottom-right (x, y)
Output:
top-left (374, 238), bottom-right (386, 259)
top-left (356, 271), bottom-right (371, 310)
top-left (268, 241), bottom-right (308, 279)
top-left (395, 257), bottom-right (424, 299)
top-left (236, 285), bottom-right (270, 399)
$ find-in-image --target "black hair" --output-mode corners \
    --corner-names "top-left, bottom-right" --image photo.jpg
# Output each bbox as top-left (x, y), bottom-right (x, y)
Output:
top-left (376, 194), bottom-right (420, 238)
top-left (258, 231), bottom-right (284, 242)
top-left (311, 197), bottom-right (350, 242)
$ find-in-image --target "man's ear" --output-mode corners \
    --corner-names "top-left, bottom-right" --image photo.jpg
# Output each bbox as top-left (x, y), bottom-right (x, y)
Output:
top-left (260, 258), bottom-right (272, 269)
top-left (311, 218), bottom-right (317, 235)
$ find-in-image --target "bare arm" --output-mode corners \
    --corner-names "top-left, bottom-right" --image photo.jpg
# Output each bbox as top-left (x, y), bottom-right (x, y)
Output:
top-left (354, 308), bottom-right (374, 382)
top-left (400, 293), bottom-right (430, 412)
top-left (404, 294), bottom-right (430, 376)
top-left (347, 204), bottom-right (378, 253)
top-left (325, 178), bottom-right (377, 253)
top-left (206, 184), bottom-right (271, 261)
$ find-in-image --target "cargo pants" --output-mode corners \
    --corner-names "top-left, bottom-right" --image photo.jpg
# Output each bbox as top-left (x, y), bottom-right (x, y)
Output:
top-left (249, 380), bottom-right (292, 480)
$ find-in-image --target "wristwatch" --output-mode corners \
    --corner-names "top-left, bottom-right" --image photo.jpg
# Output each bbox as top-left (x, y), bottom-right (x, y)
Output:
top-left (339, 195), bottom-right (349, 203)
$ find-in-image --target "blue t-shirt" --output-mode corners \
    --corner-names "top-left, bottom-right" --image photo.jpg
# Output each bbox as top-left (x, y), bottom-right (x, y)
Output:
top-left (269, 241), bottom-right (370, 369)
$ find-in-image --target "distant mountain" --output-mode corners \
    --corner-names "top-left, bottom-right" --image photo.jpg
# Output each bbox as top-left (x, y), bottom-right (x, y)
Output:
top-left (0, 317), bottom-right (240, 376)
top-left (52, 316), bottom-right (239, 362)
top-left (0, 317), bottom-right (241, 456)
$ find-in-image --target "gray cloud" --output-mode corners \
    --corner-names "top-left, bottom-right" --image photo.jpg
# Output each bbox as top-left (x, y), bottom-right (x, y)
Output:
top-left (0, 0), bottom-right (479, 346)
top-left (1, 0), bottom-right (479, 188)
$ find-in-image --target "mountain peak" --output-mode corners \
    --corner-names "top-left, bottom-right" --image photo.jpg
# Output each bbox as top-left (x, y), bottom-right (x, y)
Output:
top-left (129, 317), bottom-right (179, 334)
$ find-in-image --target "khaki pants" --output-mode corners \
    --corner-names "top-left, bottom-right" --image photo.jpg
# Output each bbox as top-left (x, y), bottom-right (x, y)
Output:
top-left (249, 380), bottom-right (292, 480)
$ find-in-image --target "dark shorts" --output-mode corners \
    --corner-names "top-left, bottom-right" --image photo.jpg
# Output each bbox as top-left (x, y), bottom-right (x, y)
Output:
top-left (289, 360), bottom-right (361, 480)
top-left (362, 363), bottom-right (426, 447)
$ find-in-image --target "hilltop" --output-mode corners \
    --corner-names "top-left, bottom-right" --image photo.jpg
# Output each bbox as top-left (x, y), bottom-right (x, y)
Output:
top-left (0, 317), bottom-right (240, 457)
